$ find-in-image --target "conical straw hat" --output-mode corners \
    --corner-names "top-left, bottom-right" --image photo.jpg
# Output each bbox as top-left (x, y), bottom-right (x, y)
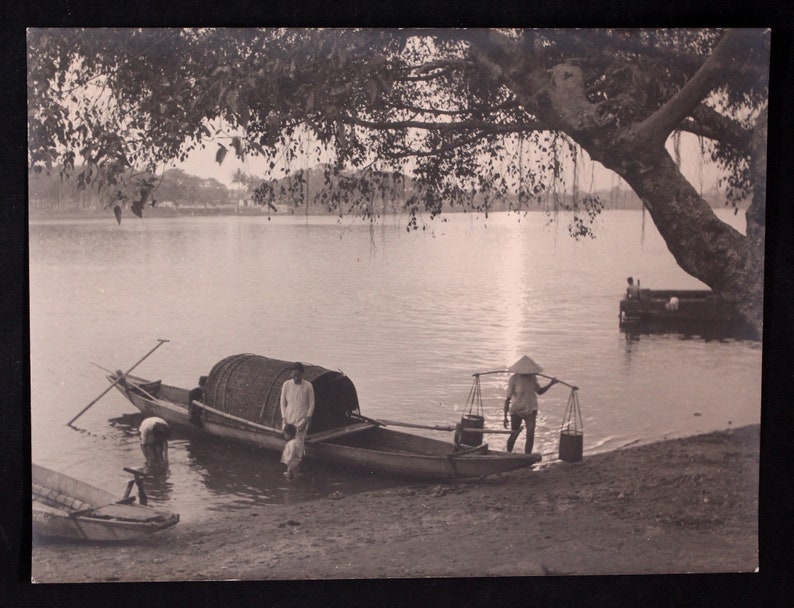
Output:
top-left (508, 355), bottom-right (543, 374)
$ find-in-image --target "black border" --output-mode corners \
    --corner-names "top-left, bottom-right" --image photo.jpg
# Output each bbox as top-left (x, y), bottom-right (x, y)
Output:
top-left (4, 3), bottom-right (794, 607)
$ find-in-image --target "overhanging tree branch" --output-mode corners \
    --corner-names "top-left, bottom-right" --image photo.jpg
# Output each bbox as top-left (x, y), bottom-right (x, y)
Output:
top-left (339, 113), bottom-right (545, 134)
top-left (632, 29), bottom-right (746, 144)
top-left (680, 104), bottom-right (754, 152)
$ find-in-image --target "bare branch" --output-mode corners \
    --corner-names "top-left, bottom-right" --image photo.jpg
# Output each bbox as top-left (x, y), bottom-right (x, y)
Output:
top-left (339, 113), bottom-right (545, 134)
top-left (390, 99), bottom-right (522, 118)
top-left (681, 104), bottom-right (753, 152)
top-left (633, 29), bottom-right (748, 144)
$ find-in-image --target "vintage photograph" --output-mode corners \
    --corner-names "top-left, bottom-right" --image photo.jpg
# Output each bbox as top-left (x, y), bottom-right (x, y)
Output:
top-left (27, 28), bottom-right (765, 582)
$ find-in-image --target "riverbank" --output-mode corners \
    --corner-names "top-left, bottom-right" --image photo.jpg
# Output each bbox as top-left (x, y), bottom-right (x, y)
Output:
top-left (31, 424), bottom-right (759, 582)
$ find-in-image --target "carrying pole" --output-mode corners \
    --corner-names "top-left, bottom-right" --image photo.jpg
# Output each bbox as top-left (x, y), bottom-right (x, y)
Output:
top-left (474, 370), bottom-right (578, 390)
top-left (67, 339), bottom-right (169, 427)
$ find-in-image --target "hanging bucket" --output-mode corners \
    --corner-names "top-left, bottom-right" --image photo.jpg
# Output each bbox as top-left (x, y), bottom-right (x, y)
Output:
top-left (559, 429), bottom-right (583, 462)
top-left (457, 414), bottom-right (485, 447)
top-left (558, 388), bottom-right (584, 462)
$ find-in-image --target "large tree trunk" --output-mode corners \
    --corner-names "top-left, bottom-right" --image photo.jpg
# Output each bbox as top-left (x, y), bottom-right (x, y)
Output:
top-left (470, 34), bottom-right (764, 338)
top-left (599, 143), bottom-right (763, 336)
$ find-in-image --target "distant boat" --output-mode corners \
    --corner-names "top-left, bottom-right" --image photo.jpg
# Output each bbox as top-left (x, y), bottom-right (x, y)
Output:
top-left (619, 288), bottom-right (743, 330)
top-left (32, 464), bottom-right (179, 541)
top-left (107, 353), bottom-right (542, 480)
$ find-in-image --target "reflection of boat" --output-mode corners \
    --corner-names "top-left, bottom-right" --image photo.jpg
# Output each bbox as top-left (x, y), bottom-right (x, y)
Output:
top-left (109, 353), bottom-right (541, 480)
top-left (32, 464), bottom-right (179, 541)
top-left (619, 289), bottom-right (743, 331)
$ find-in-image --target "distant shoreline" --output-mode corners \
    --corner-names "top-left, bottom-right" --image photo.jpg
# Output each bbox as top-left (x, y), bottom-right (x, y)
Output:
top-left (27, 205), bottom-right (702, 223)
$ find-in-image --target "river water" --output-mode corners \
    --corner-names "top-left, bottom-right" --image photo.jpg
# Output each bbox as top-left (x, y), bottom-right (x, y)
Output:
top-left (28, 209), bottom-right (762, 520)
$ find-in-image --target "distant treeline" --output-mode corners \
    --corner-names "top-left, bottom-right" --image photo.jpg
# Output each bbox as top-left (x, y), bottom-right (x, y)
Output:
top-left (29, 168), bottom-right (236, 210)
top-left (29, 166), bottom-right (735, 214)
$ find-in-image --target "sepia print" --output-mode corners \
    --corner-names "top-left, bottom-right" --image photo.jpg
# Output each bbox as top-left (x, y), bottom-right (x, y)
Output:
top-left (28, 28), bottom-right (765, 582)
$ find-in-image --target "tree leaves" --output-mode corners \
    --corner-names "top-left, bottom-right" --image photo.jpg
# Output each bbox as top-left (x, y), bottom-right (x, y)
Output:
top-left (215, 143), bottom-right (228, 165)
top-left (27, 28), bottom-right (768, 247)
top-left (230, 137), bottom-right (243, 159)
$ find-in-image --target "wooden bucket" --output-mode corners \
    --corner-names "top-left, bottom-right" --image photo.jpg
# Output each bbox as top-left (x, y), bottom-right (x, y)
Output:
top-left (457, 414), bottom-right (485, 447)
top-left (559, 429), bottom-right (583, 462)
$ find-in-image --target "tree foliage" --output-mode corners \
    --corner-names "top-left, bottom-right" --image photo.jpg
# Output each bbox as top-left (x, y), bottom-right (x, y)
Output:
top-left (27, 28), bottom-right (769, 333)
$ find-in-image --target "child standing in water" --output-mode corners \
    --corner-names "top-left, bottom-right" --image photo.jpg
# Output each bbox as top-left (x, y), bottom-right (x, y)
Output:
top-left (281, 423), bottom-right (301, 479)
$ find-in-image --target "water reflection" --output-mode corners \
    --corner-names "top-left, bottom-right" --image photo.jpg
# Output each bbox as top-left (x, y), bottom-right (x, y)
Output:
top-left (621, 321), bottom-right (755, 343)
top-left (31, 212), bottom-right (762, 516)
top-left (137, 468), bottom-right (175, 504)
top-left (109, 413), bottom-right (401, 511)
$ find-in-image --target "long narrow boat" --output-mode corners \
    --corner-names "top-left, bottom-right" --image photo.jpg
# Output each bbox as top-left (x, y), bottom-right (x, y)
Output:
top-left (619, 288), bottom-right (742, 328)
top-left (32, 464), bottom-right (179, 541)
top-left (107, 353), bottom-right (541, 480)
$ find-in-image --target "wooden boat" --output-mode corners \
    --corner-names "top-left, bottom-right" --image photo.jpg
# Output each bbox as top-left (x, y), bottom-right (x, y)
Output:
top-left (107, 353), bottom-right (541, 480)
top-left (32, 464), bottom-right (179, 541)
top-left (619, 288), bottom-right (742, 329)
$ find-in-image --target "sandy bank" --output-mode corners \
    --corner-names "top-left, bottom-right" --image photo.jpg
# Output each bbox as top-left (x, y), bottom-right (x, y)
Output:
top-left (31, 425), bottom-right (759, 582)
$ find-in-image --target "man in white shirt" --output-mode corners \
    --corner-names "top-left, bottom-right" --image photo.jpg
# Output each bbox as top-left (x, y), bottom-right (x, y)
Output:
top-left (279, 362), bottom-right (315, 451)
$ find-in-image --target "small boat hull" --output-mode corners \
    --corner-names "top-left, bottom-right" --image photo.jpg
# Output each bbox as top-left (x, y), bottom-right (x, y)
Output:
top-left (306, 427), bottom-right (541, 479)
top-left (32, 464), bottom-right (179, 542)
top-left (110, 373), bottom-right (541, 480)
top-left (619, 289), bottom-right (744, 333)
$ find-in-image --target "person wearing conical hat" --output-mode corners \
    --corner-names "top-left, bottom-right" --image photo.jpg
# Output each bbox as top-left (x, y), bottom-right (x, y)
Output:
top-left (503, 355), bottom-right (558, 454)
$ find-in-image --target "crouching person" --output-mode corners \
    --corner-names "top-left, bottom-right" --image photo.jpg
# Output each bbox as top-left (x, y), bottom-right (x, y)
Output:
top-left (139, 416), bottom-right (170, 472)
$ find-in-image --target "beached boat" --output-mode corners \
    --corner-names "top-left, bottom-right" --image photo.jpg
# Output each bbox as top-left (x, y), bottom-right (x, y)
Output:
top-left (108, 353), bottom-right (541, 480)
top-left (32, 464), bottom-right (179, 541)
top-left (619, 288), bottom-right (742, 329)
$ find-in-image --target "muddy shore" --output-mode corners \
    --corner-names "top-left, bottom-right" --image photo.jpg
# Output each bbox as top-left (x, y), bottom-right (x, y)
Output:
top-left (31, 425), bottom-right (759, 583)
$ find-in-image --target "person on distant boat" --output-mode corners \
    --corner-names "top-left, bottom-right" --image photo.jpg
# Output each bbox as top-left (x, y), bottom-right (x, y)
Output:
top-left (139, 416), bottom-right (170, 471)
top-left (280, 423), bottom-right (302, 479)
top-left (626, 276), bottom-right (641, 299)
top-left (503, 355), bottom-right (558, 454)
top-left (279, 362), bottom-right (315, 458)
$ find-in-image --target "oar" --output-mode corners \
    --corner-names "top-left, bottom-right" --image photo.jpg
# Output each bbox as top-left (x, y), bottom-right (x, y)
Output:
top-left (119, 377), bottom-right (160, 402)
top-left (67, 339), bottom-right (169, 427)
top-left (89, 361), bottom-right (114, 373)
top-left (374, 418), bottom-right (515, 435)
top-left (92, 361), bottom-right (161, 400)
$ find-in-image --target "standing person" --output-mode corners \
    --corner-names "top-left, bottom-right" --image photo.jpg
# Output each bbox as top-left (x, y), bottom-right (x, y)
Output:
top-left (139, 416), bottom-right (170, 471)
top-left (503, 355), bottom-right (558, 454)
top-left (280, 423), bottom-right (301, 479)
top-left (279, 362), bottom-right (315, 460)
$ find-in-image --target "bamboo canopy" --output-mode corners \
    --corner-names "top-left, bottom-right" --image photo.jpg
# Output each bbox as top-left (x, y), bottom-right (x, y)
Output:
top-left (203, 354), bottom-right (360, 431)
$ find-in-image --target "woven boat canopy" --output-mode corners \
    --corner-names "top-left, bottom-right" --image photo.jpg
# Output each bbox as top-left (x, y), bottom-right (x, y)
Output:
top-left (203, 354), bottom-right (360, 431)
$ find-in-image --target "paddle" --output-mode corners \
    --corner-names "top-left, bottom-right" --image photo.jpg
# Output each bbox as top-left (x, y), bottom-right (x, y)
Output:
top-left (67, 339), bottom-right (169, 427)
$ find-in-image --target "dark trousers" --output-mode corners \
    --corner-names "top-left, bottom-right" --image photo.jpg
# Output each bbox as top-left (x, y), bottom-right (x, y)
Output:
top-left (507, 411), bottom-right (537, 454)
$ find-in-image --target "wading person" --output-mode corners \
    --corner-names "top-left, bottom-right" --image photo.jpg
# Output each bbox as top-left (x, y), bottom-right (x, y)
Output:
top-left (279, 362), bottom-right (315, 464)
top-left (139, 416), bottom-right (170, 471)
top-left (503, 355), bottom-right (558, 454)
top-left (281, 423), bottom-right (302, 479)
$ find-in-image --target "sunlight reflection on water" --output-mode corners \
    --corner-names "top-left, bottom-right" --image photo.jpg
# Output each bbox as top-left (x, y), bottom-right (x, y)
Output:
top-left (29, 210), bottom-right (761, 517)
